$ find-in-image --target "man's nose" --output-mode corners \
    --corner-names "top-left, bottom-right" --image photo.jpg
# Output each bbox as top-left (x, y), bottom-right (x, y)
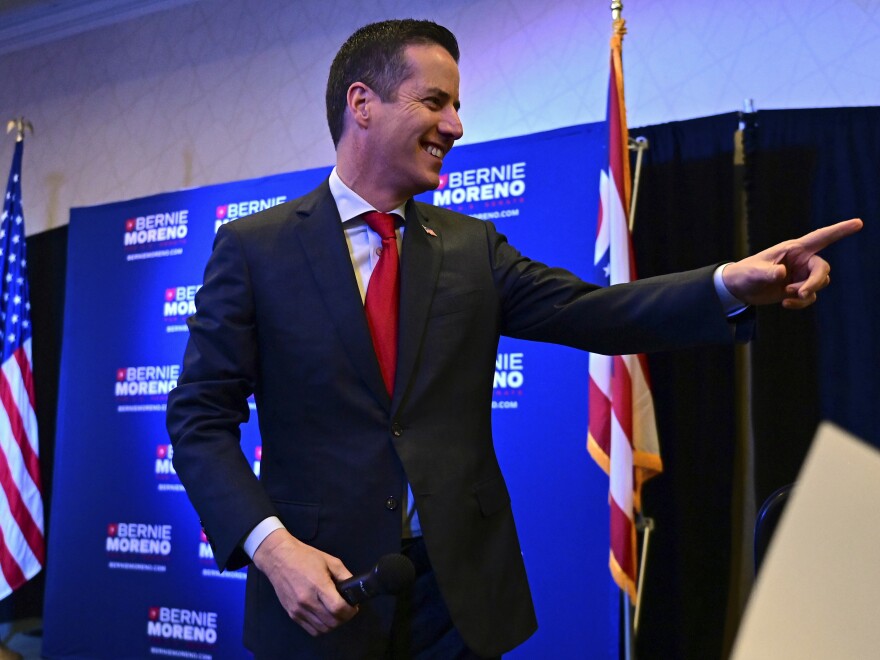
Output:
top-left (440, 107), bottom-right (463, 141)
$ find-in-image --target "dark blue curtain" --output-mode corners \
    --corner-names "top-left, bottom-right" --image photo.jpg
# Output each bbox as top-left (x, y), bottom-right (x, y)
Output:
top-left (749, 108), bottom-right (880, 506)
top-left (629, 113), bottom-right (741, 660)
top-left (630, 107), bottom-right (879, 660)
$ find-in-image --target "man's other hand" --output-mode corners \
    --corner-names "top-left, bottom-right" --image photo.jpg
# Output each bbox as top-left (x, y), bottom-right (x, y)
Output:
top-left (722, 218), bottom-right (863, 309)
top-left (253, 528), bottom-right (358, 636)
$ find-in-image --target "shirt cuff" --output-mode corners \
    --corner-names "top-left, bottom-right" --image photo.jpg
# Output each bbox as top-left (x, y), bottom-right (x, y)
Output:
top-left (713, 263), bottom-right (748, 316)
top-left (242, 516), bottom-right (285, 559)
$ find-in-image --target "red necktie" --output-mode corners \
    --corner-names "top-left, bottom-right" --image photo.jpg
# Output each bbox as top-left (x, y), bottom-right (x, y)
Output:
top-left (363, 212), bottom-right (399, 395)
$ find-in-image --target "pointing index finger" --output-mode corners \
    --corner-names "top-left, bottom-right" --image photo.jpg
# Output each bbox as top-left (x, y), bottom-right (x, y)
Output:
top-left (797, 218), bottom-right (863, 254)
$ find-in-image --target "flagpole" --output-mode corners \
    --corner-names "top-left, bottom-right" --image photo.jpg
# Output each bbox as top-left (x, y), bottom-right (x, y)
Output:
top-left (608, 4), bottom-right (654, 659)
top-left (628, 136), bottom-right (649, 232)
top-left (721, 99), bottom-right (758, 657)
top-left (611, 0), bottom-right (650, 232)
top-left (608, 7), bottom-right (638, 658)
top-left (633, 514), bottom-right (654, 632)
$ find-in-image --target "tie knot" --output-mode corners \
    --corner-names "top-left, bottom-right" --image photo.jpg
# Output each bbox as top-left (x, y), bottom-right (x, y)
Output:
top-left (363, 211), bottom-right (397, 240)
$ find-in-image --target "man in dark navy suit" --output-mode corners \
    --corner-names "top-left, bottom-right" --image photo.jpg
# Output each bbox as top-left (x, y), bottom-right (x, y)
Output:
top-left (166, 19), bottom-right (861, 659)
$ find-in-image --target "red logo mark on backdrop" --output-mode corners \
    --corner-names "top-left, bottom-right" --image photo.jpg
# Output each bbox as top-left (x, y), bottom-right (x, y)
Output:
top-left (436, 174), bottom-right (448, 190)
top-left (157, 445), bottom-right (168, 459)
top-left (255, 446), bottom-right (262, 461)
top-left (116, 369), bottom-right (126, 381)
top-left (200, 529), bottom-right (209, 543)
top-left (148, 607), bottom-right (160, 621)
top-left (165, 288), bottom-right (176, 301)
top-left (216, 205), bottom-right (227, 219)
top-left (125, 219), bottom-right (135, 231)
top-left (107, 523), bottom-right (118, 536)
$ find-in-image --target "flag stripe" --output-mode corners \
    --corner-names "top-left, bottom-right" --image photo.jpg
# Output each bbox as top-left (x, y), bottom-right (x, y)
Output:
top-left (0, 522), bottom-right (28, 595)
top-left (610, 354), bottom-right (633, 440)
top-left (14, 342), bottom-right (36, 411)
top-left (588, 353), bottom-right (612, 460)
top-left (0, 475), bottom-right (40, 597)
top-left (594, 171), bottom-right (610, 262)
top-left (609, 495), bottom-right (636, 599)
top-left (0, 362), bottom-right (41, 493)
top-left (0, 427), bottom-right (44, 564)
top-left (10, 347), bottom-right (40, 471)
top-left (609, 414), bottom-right (634, 514)
top-left (587, 391), bottom-right (611, 456)
top-left (0, 470), bottom-right (43, 577)
top-left (0, 402), bottom-right (42, 527)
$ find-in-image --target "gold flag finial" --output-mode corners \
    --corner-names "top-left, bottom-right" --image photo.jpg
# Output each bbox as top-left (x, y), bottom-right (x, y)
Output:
top-left (6, 117), bottom-right (34, 143)
top-left (611, 0), bottom-right (623, 21)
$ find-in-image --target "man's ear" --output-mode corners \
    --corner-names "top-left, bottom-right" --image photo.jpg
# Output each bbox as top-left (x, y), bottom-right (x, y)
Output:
top-left (347, 82), bottom-right (374, 130)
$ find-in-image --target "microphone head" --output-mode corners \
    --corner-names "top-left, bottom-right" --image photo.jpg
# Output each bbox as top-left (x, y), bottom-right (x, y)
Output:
top-left (375, 553), bottom-right (415, 594)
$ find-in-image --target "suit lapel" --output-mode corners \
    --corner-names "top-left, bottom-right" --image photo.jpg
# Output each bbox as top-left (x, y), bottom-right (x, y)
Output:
top-left (393, 202), bottom-right (442, 412)
top-left (294, 182), bottom-right (390, 407)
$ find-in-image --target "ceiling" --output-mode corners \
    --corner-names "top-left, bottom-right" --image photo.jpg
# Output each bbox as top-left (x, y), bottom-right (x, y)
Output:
top-left (0, 0), bottom-right (199, 56)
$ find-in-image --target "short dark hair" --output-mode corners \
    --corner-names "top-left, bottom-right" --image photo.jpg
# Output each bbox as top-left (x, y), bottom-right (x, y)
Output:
top-left (326, 19), bottom-right (460, 147)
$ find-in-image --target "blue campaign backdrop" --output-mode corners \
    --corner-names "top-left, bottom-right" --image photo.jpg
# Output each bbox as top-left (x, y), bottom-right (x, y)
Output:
top-left (43, 123), bottom-right (618, 659)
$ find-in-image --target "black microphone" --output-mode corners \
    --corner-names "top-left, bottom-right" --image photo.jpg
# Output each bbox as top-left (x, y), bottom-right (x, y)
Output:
top-left (337, 553), bottom-right (415, 605)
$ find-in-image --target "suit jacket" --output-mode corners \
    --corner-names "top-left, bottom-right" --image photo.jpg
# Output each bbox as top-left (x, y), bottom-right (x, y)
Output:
top-left (166, 180), bottom-right (740, 658)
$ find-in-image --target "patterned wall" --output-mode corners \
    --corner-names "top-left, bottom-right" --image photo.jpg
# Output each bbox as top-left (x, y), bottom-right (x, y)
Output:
top-left (1, 0), bottom-right (878, 235)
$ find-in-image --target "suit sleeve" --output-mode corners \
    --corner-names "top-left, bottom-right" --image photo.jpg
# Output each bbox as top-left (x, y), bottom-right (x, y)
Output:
top-left (485, 221), bottom-right (749, 354)
top-left (166, 225), bottom-right (277, 571)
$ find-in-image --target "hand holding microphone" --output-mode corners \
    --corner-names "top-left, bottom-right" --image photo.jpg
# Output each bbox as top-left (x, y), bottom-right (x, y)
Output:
top-left (255, 529), bottom-right (415, 637)
top-left (336, 553), bottom-right (416, 605)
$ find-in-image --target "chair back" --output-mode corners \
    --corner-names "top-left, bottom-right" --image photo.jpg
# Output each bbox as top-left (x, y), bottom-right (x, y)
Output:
top-left (754, 483), bottom-right (795, 573)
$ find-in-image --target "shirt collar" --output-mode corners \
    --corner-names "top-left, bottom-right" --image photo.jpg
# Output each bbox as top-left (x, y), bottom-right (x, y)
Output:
top-left (328, 167), bottom-right (406, 224)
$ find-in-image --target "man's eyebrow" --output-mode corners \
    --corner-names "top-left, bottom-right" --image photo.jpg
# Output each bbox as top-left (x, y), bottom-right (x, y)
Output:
top-left (424, 87), bottom-right (461, 111)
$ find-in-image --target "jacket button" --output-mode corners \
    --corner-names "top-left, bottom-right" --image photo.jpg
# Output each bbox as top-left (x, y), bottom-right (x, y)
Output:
top-left (391, 423), bottom-right (403, 437)
top-left (385, 496), bottom-right (399, 511)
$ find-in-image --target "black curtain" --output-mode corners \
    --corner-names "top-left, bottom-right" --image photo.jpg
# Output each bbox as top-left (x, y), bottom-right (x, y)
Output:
top-left (748, 108), bottom-right (880, 506)
top-left (630, 107), bottom-right (880, 659)
top-left (629, 113), bottom-right (741, 660)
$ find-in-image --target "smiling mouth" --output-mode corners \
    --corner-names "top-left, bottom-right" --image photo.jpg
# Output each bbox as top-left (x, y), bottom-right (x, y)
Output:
top-left (424, 144), bottom-right (445, 159)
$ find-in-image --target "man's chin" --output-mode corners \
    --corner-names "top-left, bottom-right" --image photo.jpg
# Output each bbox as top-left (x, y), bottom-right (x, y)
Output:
top-left (424, 170), bottom-right (443, 191)
top-left (394, 165), bottom-right (444, 198)
top-left (407, 174), bottom-right (441, 197)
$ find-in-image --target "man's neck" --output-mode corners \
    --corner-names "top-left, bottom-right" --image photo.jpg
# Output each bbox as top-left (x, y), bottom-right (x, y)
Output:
top-left (335, 160), bottom-right (408, 213)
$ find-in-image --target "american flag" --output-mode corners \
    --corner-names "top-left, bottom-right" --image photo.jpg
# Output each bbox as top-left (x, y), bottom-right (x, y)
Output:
top-left (587, 20), bottom-right (662, 602)
top-left (0, 139), bottom-right (44, 599)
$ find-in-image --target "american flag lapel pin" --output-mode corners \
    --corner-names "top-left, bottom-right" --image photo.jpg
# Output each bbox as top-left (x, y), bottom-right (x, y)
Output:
top-left (422, 224), bottom-right (437, 237)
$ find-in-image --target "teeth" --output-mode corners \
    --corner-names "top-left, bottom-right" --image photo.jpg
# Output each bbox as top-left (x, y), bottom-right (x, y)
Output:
top-left (426, 146), bottom-right (443, 158)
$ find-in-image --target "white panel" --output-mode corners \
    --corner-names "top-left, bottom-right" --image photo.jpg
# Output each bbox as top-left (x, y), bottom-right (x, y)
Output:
top-left (732, 423), bottom-right (880, 660)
